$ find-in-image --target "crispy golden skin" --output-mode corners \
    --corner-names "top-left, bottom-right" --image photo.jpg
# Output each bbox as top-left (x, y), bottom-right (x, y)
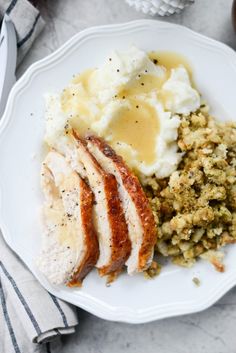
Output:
top-left (73, 132), bottom-right (131, 276)
top-left (68, 178), bottom-right (99, 286)
top-left (87, 135), bottom-right (157, 273)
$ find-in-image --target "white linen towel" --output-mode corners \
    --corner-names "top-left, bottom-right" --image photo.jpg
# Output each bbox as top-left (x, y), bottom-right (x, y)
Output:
top-left (0, 0), bottom-right (45, 63)
top-left (0, 234), bottom-right (79, 353)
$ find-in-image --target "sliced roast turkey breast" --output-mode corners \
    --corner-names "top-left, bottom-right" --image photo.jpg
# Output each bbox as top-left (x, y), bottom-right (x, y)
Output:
top-left (86, 136), bottom-right (157, 274)
top-left (72, 132), bottom-right (131, 276)
top-left (37, 150), bottom-right (99, 286)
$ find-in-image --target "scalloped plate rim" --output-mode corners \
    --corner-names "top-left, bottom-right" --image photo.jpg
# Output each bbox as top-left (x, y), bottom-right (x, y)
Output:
top-left (1, 19), bottom-right (236, 323)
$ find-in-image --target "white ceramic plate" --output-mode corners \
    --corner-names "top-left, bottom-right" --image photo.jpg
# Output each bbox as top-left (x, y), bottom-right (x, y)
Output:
top-left (1, 20), bottom-right (236, 324)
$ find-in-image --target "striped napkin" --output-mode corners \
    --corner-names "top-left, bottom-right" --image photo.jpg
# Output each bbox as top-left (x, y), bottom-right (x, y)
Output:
top-left (0, 234), bottom-right (79, 353)
top-left (0, 1), bottom-right (79, 352)
top-left (0, 0), bottom-right (45, 64)
top-left (0, 235), bottom-right (78, 353)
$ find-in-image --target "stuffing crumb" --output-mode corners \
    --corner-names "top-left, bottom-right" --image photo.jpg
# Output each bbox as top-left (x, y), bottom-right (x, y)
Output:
top-left (192, 277), bottom-right (201, 287)
top-left (200, 250), bottom-right (225, 272)
top-left (144, 261), bottom-right (161, 278)
top-left (144, 106), bottom-right (236, 271)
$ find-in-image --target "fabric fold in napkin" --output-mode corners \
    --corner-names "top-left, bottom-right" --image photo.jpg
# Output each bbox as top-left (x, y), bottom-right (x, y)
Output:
top-left (0, 234), bottom-right (79, 346)
top-left (0, 0), bottom-right (45, 64)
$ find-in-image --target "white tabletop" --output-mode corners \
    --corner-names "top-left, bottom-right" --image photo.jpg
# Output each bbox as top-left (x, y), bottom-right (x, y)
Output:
top-left (18, 1), bottom-right (236, 352)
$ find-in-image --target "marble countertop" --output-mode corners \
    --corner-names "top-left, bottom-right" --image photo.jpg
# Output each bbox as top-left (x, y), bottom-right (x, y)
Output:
top-left (19, 1), bottom-right (236, 352)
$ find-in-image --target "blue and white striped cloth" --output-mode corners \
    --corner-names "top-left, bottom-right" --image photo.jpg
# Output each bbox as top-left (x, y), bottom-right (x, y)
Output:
top-left (0, 1), bottom-right (79, 352)
top-left (0, 234), bottom-right (79, 353)
top-left (0, 0), bottom-right (45, 64)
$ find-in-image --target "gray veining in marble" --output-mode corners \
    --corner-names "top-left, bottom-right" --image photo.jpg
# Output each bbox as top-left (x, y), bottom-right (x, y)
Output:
top-left (17, 1), bottom-right (236, 352)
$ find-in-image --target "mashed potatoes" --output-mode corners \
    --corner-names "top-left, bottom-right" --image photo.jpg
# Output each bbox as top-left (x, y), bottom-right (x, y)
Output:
top-left (45, 47), bottom-right (200, 178)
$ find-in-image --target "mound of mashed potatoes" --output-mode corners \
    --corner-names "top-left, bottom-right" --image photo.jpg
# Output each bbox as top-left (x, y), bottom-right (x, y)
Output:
top-left (45, 47), bottom-right (200, 178)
